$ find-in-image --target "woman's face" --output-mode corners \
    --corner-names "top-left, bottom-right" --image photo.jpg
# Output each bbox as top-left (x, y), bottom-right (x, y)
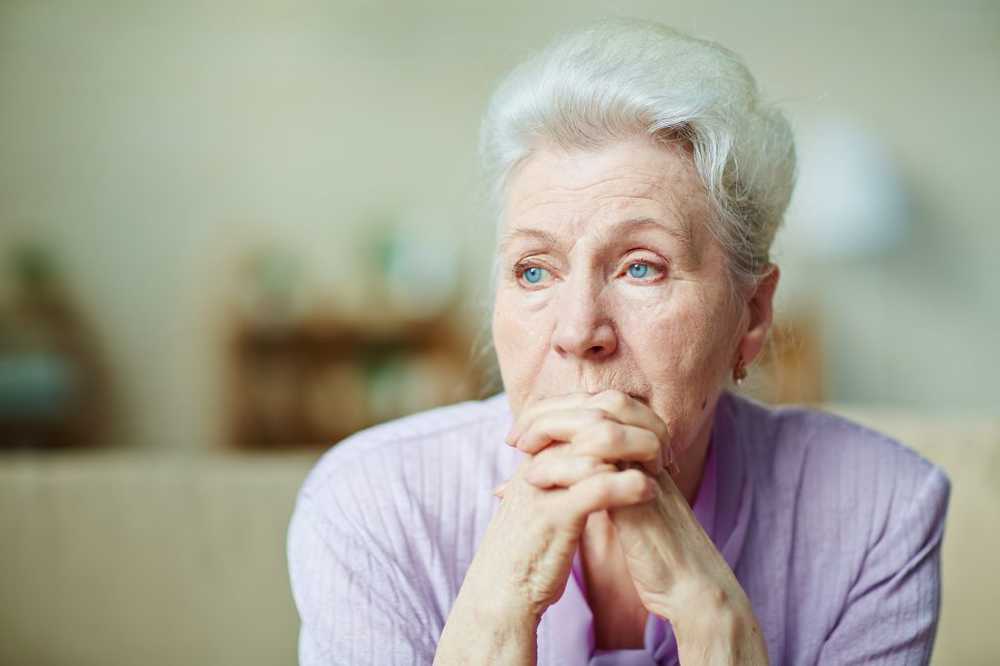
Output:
top-left (492, 134), bottom-right (746, 460)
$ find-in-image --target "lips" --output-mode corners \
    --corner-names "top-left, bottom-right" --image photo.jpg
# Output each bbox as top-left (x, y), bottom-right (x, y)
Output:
top-left (628, 392), bottom-right (650, 405)
top-left (575, 389), bottom-right (649, 405)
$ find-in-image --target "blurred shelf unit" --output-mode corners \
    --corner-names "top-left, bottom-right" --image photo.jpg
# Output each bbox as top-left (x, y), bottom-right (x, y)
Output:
top-left (227, 311), bottom-right (486, 450)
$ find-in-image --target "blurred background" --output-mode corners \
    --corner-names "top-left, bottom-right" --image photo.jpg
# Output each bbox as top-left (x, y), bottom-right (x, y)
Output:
top-left (1, 1), bottom-right (997, 664)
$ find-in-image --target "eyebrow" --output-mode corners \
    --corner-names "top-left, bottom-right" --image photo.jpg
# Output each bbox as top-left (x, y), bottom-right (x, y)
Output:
top-left (499, 216), bottom-right (697, 261)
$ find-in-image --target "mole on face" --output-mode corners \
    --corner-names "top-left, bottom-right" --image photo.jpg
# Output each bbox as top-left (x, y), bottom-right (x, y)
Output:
top-left (701, 397), bottom-right (708, 410)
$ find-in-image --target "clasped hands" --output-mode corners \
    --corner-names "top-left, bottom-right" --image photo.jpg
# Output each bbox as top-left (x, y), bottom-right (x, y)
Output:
top-left (493, 389), bottom-right (746, 625)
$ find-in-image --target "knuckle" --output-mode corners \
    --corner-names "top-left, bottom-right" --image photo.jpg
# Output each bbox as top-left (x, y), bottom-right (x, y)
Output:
top-left (587, 407), bottom-right (611, 424)
top-left (621, 469), bottom-right (647, 492)
top-left (641, 430), bottom-right (661, 458)
top-left (592, 483), bottom-right (613, 506)
top-left (599, 389), bottom-right (629, 410)
top-left (584, 457), bottom-right (615, 476)
top-left (531, 442), bottom-right (553, 459)
top-left (543, 442), bottom-right (570, 459)
top-left (599, 420), bottom-right (624, 446)
top-left (598, 463), bottom-right (617, 476)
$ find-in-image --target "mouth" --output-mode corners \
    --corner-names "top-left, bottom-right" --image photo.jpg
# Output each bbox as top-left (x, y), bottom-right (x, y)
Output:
top-left (627, 392), bottom-right (650, 405)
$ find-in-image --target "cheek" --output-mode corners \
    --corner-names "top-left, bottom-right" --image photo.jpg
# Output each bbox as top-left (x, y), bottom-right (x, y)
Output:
top-left (492, 292), bottom-right (530, 353)
top-left (628, 295), bottom-right (733, 438)
top-left (627, 303), bottom-right (718, 380)
top-left (491, 293), bottom-right (549, 383)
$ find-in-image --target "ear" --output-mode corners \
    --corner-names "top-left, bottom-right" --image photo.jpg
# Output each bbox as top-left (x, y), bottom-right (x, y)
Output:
top-left (736, 263), bottom-right (780, 366)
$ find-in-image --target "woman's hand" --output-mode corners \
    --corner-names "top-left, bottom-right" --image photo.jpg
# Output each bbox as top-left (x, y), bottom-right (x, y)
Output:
top-left (498, 390), bottom-right (761, 640)
top-left (495, 390), bottom-right (691, 607)
top-left (499, 390), bottom-right (680, 486)
top-left (475, 438), bottom-right (658, 621)
top-left (439, 396), bottom-right (663, 665)
top-left (436, 408), bottom-right (660, 664)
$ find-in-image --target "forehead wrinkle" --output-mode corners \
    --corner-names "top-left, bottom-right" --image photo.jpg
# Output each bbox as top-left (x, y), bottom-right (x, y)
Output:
top-left (498, 215), bottom-right (701, 271)
top-left (508, 168), bottom-right (667, 215)
top-left (498, 227), bottom-right (562, 254)
top-left (584, 192), bottom-right (703, 265)
top-left (502, 159), bottom-right (707, 264)
top-left (598, 216), bottom-right (700, 269)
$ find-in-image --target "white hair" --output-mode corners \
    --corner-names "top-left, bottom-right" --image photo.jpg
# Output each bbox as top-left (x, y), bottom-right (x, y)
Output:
top-left (479, 17), bottom-right (796, 291)
top-left (469, 18), bottom-right (797, 395)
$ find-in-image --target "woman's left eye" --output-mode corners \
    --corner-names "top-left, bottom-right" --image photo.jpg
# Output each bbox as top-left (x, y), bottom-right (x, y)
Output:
top-left (625, 260), bottom-right (665, 281)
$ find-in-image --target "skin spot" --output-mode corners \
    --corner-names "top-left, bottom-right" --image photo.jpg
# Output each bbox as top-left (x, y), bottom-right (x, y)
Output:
top-left (701, 397), bottom-right (708, 410)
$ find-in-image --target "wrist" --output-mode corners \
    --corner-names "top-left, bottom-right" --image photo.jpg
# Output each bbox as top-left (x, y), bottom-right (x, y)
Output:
top-left (458, 556), bottom-right (547, 624)
top-left (436, 581), bottom-right (540, 665)
top-left (453, 580), bottom-right (542, 631)
top-left (672, 589), bottom-right (768, 666)
top-left (645, 578), bottom-right (739, 625)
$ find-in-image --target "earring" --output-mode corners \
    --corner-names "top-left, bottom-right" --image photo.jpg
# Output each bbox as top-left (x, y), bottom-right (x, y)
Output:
top-left (733, 355), bottom-right (747, 385)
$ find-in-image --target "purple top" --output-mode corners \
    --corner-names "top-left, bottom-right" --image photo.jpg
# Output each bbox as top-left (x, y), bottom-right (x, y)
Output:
top-left (287, 390), bottom-right (951, 665)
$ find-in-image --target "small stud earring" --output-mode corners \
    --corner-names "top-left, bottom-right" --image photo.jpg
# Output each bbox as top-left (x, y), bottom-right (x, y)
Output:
top-left (733, 355), bottom-right (748, 385)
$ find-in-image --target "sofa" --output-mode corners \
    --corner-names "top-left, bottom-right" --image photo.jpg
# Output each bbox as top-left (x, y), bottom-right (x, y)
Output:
top-left (1, 403), bottom-right (996, 665)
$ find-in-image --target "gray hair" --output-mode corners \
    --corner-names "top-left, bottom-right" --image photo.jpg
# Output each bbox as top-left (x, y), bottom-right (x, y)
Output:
top-left (467, 18), bottom-right (797, 396)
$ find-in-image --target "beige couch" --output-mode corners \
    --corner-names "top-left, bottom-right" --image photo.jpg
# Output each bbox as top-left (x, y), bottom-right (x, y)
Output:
top-left (1, 404), bottom-right (996, 665)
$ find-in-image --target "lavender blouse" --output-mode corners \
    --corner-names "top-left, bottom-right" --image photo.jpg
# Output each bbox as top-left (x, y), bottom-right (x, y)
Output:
top-left (287, 390), bottom-right (951, 665)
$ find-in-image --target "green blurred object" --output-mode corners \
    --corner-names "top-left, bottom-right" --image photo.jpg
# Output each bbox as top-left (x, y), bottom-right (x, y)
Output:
top-left (239, 244), bottom-right (306, 326)
top-left (11, 243), bottom-right (56, 292)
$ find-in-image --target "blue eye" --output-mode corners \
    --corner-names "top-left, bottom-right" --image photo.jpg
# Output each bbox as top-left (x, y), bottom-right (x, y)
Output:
top-left (628, 262), bottom-right (650, 279)
top-left (523, 266), bottom-right (546, 284)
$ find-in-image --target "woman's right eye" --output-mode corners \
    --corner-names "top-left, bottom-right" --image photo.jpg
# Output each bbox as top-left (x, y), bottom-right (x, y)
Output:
top-left (514, 263), bottom-right (551, 287)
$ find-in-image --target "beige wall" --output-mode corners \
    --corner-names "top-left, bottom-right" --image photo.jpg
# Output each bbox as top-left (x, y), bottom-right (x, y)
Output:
top-left (1, 1), bottom-right (997, 450)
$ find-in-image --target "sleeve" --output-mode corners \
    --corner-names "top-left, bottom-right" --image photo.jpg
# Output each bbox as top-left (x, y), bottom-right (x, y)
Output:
top-left (286, 488), bottom-right (439, 666)
top-left (817, 465), bottom-right (952, 665)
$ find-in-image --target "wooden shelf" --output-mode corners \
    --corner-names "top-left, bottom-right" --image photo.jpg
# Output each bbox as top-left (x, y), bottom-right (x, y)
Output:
top-left (227, 310), bottom-right (485, 450)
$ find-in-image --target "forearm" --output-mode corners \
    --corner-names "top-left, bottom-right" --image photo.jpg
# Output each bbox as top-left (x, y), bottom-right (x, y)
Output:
top-left (670, 593), bottom-right (769, 666)
top-left (434, 586), bottom-right (539, 665)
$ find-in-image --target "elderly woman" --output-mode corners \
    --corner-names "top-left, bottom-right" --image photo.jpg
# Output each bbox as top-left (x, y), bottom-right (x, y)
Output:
top-left (288, 19), bottom-right (951, 665)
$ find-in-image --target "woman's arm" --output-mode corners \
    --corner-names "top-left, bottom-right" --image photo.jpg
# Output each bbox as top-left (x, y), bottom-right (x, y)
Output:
top-left (433, 576), bottom-right (539, 665)
top-left (671, 591), bottom-right (769, 666)
top-left (287, 491), bottom-right (439, 665)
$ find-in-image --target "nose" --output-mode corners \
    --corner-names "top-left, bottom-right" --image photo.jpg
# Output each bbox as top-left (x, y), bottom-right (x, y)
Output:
top-left (551, 279), bottom-right (618, 360)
